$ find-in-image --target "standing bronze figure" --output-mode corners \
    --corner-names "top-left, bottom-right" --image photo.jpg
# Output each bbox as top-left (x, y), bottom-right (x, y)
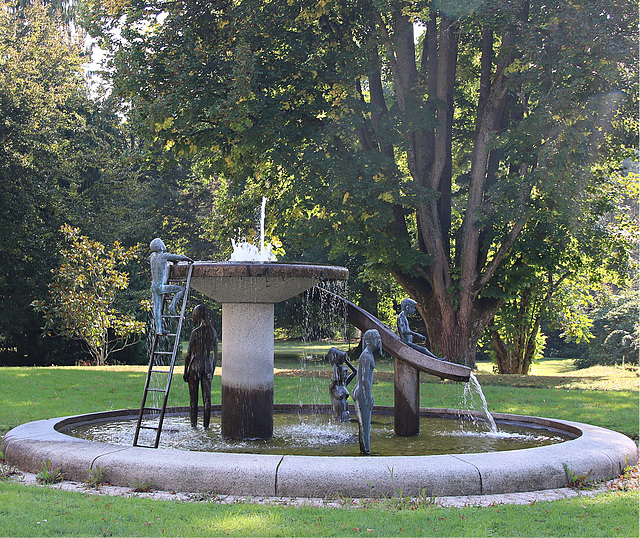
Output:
top-left (326, 347), bottom-right (356, 422)
top-left (353, 329), bottom-right (382, 455)
top-left (183, 305), bottom-right (218, 428)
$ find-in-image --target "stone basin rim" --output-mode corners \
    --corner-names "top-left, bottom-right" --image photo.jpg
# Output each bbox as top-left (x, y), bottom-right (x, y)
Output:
top-left (3, 406), bottom-right (637, 498)
top-left (172, 261), bottom-right (349, 280)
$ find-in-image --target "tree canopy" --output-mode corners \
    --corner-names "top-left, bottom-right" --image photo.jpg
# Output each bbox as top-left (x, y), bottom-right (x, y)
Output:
top-left (0, 0), bottom-right (88, 358)
top-left (84, 0), bottom-right (638, 366)
top-left (0, 1), bottom-right (217, 364)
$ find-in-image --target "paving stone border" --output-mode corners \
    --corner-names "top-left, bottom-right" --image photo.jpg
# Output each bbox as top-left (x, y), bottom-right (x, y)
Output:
top-left (2, 407), bottom-right (637, 499)
top-left (6, 470), bottom-right (623, 508)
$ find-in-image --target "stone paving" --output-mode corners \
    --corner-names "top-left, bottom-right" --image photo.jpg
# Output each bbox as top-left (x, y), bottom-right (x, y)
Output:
top-left (7, 467), bottom-right (637, 509)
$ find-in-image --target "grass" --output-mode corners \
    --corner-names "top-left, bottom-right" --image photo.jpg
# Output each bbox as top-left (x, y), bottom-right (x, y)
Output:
top-left (0, 481), bottom-right (637, 537)
top-left (0, 344), bottom-right (638, 537)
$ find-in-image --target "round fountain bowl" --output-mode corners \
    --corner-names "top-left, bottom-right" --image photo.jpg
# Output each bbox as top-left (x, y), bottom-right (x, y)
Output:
top-left (3, 407), bottom-right (637, 498)
top-left (172, 262), bottom-right (349, 303)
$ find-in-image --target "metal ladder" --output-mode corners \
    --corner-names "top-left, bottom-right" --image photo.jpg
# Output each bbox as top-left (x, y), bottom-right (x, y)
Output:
top-left (133, 263), bottom-right (193, 448)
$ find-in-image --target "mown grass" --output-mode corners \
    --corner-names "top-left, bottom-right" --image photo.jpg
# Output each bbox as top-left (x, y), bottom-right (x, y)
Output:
top-left (0, 480), bottom-right (637, 537)
top-left (0, 344), bottom-right (638, 537)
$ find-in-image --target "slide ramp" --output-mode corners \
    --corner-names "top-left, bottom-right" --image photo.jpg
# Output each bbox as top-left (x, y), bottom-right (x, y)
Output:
top-left (309, 287), bottom-right (471, 383)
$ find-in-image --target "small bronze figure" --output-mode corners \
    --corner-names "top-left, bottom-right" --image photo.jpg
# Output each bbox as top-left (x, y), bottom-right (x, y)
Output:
top-left (183, 304), bottom-right (218, 428)
top-left (326, 347), bottom-right (356, 422)
top-left (149, 238), bottom-right (193, 335)
top-left (353, 329), bottom-right (382, 455)
top-left (397, 298), bottom-right (444, 360)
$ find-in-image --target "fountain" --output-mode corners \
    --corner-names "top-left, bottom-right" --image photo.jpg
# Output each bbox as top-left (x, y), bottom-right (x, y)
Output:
top-left (174, 259), bottom-right (347, 440)
top-left (1, 201), bottom-right (637, 497)
top-left (169, 197), bottom-right (468, 441)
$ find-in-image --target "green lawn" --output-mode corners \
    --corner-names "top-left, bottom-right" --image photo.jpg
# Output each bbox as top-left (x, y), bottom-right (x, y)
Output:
top-left (0, 346), bottom-right (638, 537)
top-left (0, 480), bottom-right (637, 537)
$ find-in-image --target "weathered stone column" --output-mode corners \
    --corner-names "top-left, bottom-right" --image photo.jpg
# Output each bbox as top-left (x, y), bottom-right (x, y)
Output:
top-left (221, 302), bottom-right (274, 440)
top-left (394, 358), bottom-right (420, 436)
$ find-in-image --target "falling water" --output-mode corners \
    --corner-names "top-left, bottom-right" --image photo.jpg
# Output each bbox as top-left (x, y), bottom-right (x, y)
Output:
top-left (295, 281), bottom-right (351, 410)
top-left (461, 372), bottom-right (498, 434)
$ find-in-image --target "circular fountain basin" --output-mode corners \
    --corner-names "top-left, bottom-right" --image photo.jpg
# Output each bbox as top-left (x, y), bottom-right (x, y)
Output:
top-left (173, 262), bottom-right (349, 303)
top-left (3, 406), bottom-right (636, 498)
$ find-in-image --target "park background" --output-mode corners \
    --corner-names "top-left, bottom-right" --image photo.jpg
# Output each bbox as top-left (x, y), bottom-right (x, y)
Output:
top-left (0, 1), bottom-right (637, 536)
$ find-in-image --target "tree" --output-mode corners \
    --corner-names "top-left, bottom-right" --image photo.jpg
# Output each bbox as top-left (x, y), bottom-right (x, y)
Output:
top-left (0, 0), bottom-right (91, 359)
top-left (488, 272), bottom-right (594, 374)
top-left (32, 225), bottom-right (145, 365)
top-left (486, 157), bottom-right (638, 373)
top-left (10, 0), bottom-right (78, 25)
top-left (85, 0), bottom-right (638, 366)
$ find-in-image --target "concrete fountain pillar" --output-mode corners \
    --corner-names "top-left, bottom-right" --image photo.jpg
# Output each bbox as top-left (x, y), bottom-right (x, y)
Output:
top-left (221, 302), bottom-right (274, 439)
top-left (173, 262), bottom-right (349, 441)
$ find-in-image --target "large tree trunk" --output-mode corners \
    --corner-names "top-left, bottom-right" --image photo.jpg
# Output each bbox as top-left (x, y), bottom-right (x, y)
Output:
top-left (369, 7), bottom-right (524, 368)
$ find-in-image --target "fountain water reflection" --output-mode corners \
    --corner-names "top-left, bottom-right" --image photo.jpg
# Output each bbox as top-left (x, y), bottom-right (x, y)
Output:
top-left (67, 411), bottom-right (569, 456)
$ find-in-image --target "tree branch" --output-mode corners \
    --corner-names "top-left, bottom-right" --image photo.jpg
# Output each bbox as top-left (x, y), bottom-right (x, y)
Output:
top-left (476, 216), bottom-right (527, 292)
top-left (458, 32), bottom-right (516, 310)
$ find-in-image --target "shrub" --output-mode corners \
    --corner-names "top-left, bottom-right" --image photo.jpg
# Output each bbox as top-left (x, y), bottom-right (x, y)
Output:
top-left (575, 291), bottom-right (639, 368)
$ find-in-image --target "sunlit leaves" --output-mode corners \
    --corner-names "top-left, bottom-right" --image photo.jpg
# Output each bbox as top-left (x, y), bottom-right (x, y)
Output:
top-left (32, 225), bottom-right (145, 365)
top-left (84, 0), bottom-right (638, 366)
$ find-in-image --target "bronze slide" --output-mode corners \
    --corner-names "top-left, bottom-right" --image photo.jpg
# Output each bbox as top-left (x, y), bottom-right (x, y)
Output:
top-left (309, 287), bottom-right (471, 382)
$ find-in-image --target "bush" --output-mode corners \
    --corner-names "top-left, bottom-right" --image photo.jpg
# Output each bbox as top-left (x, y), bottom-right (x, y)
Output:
top-left (575, 291), bottom-right (639, 368)
top-left (543, 322), bottom-right (586, 359)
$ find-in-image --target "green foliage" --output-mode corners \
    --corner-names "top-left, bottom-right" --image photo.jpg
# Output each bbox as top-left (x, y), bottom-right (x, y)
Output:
top-left (84, 0), bottom-right (639, 367)
top-left (36, 459), bottom-right (63, 485)
top-left (131, 478), bottom-right (152, 493)
top-left (563, 463), bottom-right (594, 489)
top-left (486, 271), bottom-right (602, 374)
top-left (0, 1), bottom-right (219, 365)
top-left (485, 153), bottom-right (638, 374)
top-left (10, 0), bottom-right (78, 26)
top-left (32, 225), bottom-right (145, 365)
top-left (0, 0), bottom-right (89, 359)
top-left (87, 465), bottom-right (108, 489)
top-left (576, 291), bottom-right (639, 368)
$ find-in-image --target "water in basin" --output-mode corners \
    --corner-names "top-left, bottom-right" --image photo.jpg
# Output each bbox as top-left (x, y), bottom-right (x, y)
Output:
top-left (66, 412), bottom-right (570, 456)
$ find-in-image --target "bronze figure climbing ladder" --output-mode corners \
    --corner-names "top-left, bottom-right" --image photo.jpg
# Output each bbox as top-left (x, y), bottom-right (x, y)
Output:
top-left (133, 263), bottom-right (194, 448)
